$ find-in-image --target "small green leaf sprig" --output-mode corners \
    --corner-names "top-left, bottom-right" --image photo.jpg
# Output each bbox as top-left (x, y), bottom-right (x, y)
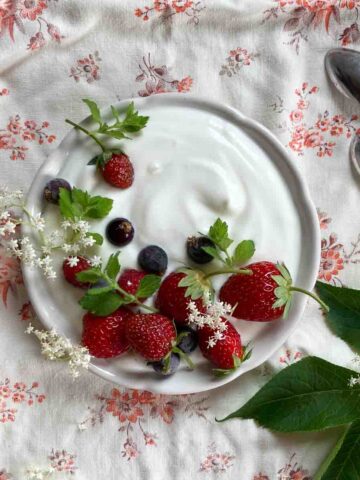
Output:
top-left (179, 218), bottom-right (255, 300)
top-left (65, 99), bottom-right (149, 167)
top-left (77, 252), bottom-right (161, 316)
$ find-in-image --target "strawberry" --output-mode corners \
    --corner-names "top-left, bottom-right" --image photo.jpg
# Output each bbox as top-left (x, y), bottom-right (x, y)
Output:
top-left (101, 153), bottom-right (134, 189)
top-left (63, 256), bottom-right (92, 288)
top-left (219, 261), bottom-right (328, 321)
top-left (198, 319), bottom-right (246, 374)
top-left (125, 313), bottom-right (176, 361)
top-left (118, 269), bottom-right (147, 300)
top-left (82, 308), bottom-right (133, 358)
top-left (156, 272), bottom-right (205, 326)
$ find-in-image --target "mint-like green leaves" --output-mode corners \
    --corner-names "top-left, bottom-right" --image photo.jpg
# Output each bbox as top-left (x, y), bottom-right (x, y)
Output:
top-left (136, 275), bottom-right (162, 298)
top-left (316, 281), bottom-right (360, 352)
top-left (217, 357), bottom-right (360, 432)
top-left (82, 99), bottom-right (149, 142)
top-left (104, 252), bottom-right (121, 280)
top-left (205, 218), bottom-right (255, 268)
top-left (59, 187), bottom-right (113, 221)
top-left (79, 291), bottom-right (124, 317)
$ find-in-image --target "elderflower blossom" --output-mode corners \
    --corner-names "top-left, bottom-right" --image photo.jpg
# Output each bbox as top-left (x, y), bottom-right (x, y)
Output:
top-left (187, 291), bottom-right (232, 348)
top-left (26, 324), bottom-right (91, 378)
top-left (26, 467), bottom-right (55, 479)
top-left (0, 187), bottom-right (23, 209)
top-left (90, 255), bottom-right (102, 267)
top-left (349, 376), bottom-right (360, 387)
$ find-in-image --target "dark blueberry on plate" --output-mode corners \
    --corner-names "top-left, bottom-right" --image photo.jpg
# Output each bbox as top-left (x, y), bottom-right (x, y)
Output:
top-left (106, 218), bottom-right (134, 246)
top-left (138, 245), bottom-right (168, 275)
top-left (177, 326), bottom-right (198, 353)
top-left (186, 236), bottom-right (215, 264)
top-left (150, 353), bottom-right (180, 376)
top-left (43, 178), bottom-right (71, 204)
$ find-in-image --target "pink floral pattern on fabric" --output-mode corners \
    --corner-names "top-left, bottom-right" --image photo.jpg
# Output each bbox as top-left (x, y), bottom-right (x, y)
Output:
top-left (0, 378), bottom-right (45, 423)
top-left (279, 349), bottom-right (303, 366)
top-left (0, 88), bottom-right (9, 97)
top-left (136, 53), bottom-right (193, 96)
top-left (219, 47), bottom-right (258, 77)
top-left (18, 301), bottom-right (35, 321)
top-left (0, 115), bottom-right (56, 160)
top-left (317, 209), bottom-right (360, 284)
top-left (263, 1), bottom-right (360, 53)
top-left (48, 449), bottom-right (77, 474)
top-left (253, 453), bottom-right (312, 479)
top-left (0, 0), bottom-right (64, 50)
top-left (0, 470), bottom-right (12, 480)
top-left (270, 83), bottom-right (360, 157)
top-left (79, 388), bottom-right (208, 460)
top-left (0, 249), bottom-right (23, 307)
top-left (200, 443), bottom-right (235, 473)
top-left (135, 0), bottom-right (205, 24)
top-left (69, 51), bottom-right (102, 83)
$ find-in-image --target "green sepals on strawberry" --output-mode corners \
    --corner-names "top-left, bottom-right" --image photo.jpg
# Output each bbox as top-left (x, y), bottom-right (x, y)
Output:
top-left (177, 267), bottom-right (213, 300)
top-left (77, 252), bottom-right (161, 316)
top-left (271, 262), bottom-right (295, 318)
top-left (212, 345), bottom-right (252, 378)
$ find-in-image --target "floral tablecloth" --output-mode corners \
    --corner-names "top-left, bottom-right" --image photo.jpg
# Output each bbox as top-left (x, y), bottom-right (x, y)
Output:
top-left (1, 0), bottom-right (360, 478)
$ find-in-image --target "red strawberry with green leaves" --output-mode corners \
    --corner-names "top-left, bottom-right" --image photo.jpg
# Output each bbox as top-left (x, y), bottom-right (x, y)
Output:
top-left (219, 261), bottom-right (328, 322)
top-left (155, 272), bottom-right (205, 326)
top-left (82, 308), bottom-right (133, 358)
top-left (63, 256), bottom-right (92, 288)
top-left (125, 313), bottom-right (194, 372)
top-left (198, 319), bottom-right (249, 376)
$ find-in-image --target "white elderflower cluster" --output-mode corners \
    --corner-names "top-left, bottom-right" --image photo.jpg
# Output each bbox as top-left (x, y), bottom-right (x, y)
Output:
top-left (26, 467), bottom-right (55, 480)
top-left (187, 291), bottom-right (232, 348)
top-left (26, 324), bottom-right (91, 379)
top-left (349, 376), bottom-right (360, 388)
top-left (61, 219), bottom-right (96, 254)
top-left (0, 187), bottom-right (23, 209)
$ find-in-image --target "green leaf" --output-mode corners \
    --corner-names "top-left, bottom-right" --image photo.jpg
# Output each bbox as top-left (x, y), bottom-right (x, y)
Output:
top-left (87, 152), bottom-right (113, 167)
top-left (316, 281), bottom-right (360, 352)
top-left (71, 187), bottom-right (90, 209)
top-left (59, 188), bottom-right (75, 220)
top-left (79, 291), bottom-right (123, 316)
top-left (106, 130), bottom-right (127, 140)
top-left (314, 420), bottom-right (360, 480)
top-left (86, 232), bottom-right (103, 246)
top-left (76, 268), bottom-right (103, 283)
top-left (217, 357), bottom-right (360, 432)
top-left (111, 105), bottom-right (120, 121)
top-left (208, 218), bottom-right (233, 251)
top-left (85, 196), bottom-right (113, 219)
top-left (82, 98), bottom-right (102, 125)
top-left (86, 286), bottom-right (114, 296)
top-left (232, 240), bottom-right (255, 265)
top-left (105, 252), bottom-right (121, 280)
top-left (136, 275), bottom-right (161, 298)
top-left (202, 246), bottom-right (223, 261)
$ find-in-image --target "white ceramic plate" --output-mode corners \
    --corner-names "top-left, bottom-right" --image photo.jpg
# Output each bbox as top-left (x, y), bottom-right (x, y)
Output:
top-left (23, 94), bottom-right (320, 394)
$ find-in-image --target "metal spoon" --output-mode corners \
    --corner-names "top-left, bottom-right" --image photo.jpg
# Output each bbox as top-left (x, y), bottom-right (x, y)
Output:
top-left (325, 48), bottom-right (360, 175)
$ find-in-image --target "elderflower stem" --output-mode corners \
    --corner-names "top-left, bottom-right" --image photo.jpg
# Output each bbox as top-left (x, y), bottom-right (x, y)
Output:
top-left (204, 268), bottom-right (252, 279)
top-left (65, 118), bottom-right (107, 152)
top-left (289, 286), bottom-right (329, 312)
top-left (22, 205), bottom-right (46, 245)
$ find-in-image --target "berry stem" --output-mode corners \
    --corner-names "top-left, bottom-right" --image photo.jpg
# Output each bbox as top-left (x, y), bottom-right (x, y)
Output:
top-left (204, 268), bottom-right (252, 280)
top-left (289, 286), bottom-right (329, 312)
top-left (65, 119), bottom-right (107, 153)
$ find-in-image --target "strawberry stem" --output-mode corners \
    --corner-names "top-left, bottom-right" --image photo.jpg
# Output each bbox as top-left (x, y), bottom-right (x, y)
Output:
top-left (65, 119), bottom-right (107, 153)
top-left (204, 268), bottom-right (252, 280)
top-left (289, 286), bottom-right (329, 312)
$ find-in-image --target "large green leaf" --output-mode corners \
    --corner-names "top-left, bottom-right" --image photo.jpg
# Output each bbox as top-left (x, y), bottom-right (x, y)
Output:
top-left (316, 281), bottom-right (360, 352)
top-left (217, 357), bottom-right (360, 432)
top-left (314, 421), bottom-right (360, 479)
top-left (79, 291), bottom-right (123, 316)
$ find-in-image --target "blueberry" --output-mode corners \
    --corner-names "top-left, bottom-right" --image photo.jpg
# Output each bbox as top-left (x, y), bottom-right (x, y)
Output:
top-left (150, 353), bottom-right (180, 376)
top-left (138, 245), bottom-right (168, 275)
top-left (106, 218), bottom-right (134, 246)
top-left (43, 178), bottom-right (71, 204)
top-left (177, 326), bottom-right (198, 353)
top-left (90, 279), bottom-right (109, 289)
top-left (186, 236), bottom-right (215, 264)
